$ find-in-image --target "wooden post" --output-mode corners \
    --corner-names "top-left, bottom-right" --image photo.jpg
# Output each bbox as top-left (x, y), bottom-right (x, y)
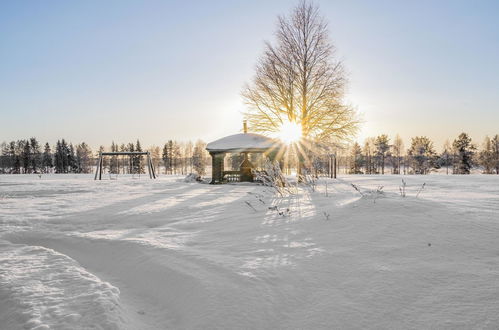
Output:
top-left (94, 154), bottom-right (101, 180)
top-left (146, 153), bottom-right (152, 179)
top-left (147, 153), bottom-right (156, 179)
top-left (210, 152), bottom-right (224, 184)
top-left (99, 154), bottom-right (103, 180)
top-left (149, 154), bottom-right (156, 179)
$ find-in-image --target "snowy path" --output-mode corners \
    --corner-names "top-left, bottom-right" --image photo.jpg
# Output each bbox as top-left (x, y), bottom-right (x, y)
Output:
top-left (1, 174), bottom-right (499, 329)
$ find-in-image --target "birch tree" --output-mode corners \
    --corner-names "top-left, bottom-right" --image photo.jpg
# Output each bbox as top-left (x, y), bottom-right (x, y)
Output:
top-left (391, 134), bottom-right (404, 174)
top-left (242, 1), bottom-right (359, 144)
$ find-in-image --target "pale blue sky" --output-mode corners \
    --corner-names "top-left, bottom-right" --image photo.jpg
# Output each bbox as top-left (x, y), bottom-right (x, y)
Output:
top-left (1, 0), bottom-right (498, 149)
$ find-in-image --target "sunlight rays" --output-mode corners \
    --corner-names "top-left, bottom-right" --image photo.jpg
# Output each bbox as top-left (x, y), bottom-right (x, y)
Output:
top-left (264, 124), bottom-right (318, 175)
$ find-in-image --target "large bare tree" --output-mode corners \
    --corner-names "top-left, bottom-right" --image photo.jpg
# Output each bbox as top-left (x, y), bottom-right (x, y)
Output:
top-left (242, 1), bottom-right (359, 143)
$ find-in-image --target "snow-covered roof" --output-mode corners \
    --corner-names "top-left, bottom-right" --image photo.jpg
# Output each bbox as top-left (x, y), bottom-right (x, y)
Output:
top-left (206, 133), bottom-right (278, 152)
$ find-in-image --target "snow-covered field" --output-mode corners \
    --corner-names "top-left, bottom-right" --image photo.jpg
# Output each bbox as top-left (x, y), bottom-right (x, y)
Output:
top-left (1, 174), bottom-right (498, 329)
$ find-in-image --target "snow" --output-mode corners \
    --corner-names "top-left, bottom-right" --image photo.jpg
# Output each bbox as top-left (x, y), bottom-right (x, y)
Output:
top-left (206, 133), bottom-right (277, 152)
top-left (0, 241), bottom-right (121, 330)
top-left (1, 174), bottom-right (499, 329)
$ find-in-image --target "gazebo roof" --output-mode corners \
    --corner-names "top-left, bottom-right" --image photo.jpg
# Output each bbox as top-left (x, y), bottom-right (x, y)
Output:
top-left (206, 133), bottom-right (278, 153)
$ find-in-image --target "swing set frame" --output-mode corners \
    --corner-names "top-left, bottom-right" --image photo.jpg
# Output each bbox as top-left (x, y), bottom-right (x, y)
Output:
top-left (94, 151), bottom-right (156, 180)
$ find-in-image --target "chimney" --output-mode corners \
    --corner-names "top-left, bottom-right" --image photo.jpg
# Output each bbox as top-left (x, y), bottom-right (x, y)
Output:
top-left (243, 121), bottom-right (248, 133)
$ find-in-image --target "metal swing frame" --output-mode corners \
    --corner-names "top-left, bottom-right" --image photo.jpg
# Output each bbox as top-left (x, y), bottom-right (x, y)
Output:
top-left (94, 151), bottom-right (156, 180)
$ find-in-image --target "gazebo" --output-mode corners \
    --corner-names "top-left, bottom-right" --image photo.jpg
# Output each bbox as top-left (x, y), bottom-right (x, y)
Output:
top-left (206, 124), bottom-right (278, 184)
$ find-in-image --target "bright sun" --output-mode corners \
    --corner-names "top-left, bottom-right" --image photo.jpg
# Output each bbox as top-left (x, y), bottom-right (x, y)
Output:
top-left (278, 120), bottom-right (302, 144)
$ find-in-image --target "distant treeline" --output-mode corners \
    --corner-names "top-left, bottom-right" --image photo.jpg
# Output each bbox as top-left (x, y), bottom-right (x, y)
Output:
top-left (0, 138), bottom-right (209, 175)
top-left (2, 132), bottom-right (498, 176)
top-left (342, 133), bottom-right (499, 175)
top-left (0, 138), bottom-right (92, 174)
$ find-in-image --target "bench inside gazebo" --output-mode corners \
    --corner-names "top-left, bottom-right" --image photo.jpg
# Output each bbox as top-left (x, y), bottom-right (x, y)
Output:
top-left (206, 126), bottom-right (278, 184)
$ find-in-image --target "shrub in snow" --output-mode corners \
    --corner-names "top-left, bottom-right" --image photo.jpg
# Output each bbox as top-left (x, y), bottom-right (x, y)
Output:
top-left (268, 205), bottom-right (290, 217)
top-left (372, 185), bottom-right (384, 203)
top-left (253, 159), bottom-right (291, 196)
top-left (351, 183), bottom-right (364, 196)
top-left (350, 183), bottom-right (384, 203)
top-left (399, 179), bottom-right (407, 197)
top-left (300, 169), bottom-right (317, 192)
top-left (184, 173), bottom-right (202, 183)
top-left (416, 183), bottom-right (426, 198)
top-left (452, 132), bottom-right (476, 174)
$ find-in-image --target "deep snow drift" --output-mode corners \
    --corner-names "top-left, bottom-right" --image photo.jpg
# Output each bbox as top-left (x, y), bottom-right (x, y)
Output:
top-left (1, 174), bottom-right (498, 329)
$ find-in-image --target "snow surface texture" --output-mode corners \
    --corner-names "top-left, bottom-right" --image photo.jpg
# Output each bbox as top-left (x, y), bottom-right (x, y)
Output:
top-left (1, 174), bottom-right (499, 329)
top-left (0, 241), bottom-right (121, 330)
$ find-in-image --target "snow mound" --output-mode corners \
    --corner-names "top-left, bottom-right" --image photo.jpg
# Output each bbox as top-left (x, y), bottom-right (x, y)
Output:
top-left (183, 173), bottom-right (202, 183)
top-left (0, 240), bottom-right (122, 330)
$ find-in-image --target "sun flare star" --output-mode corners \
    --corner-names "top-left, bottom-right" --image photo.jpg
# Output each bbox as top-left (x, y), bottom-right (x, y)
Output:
top-left (278, 121), bottom-right (302, 144)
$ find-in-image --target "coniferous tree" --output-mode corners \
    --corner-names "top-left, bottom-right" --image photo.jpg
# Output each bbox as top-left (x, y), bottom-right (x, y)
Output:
top-left (119, 143), bottom-right (127, 174)
top-left (60, 139), bottom-right (70, 173)
top-left (162, 140), bottom-right (174, 174)
top-left (30, 137), bottom-right (42, 173)
top-left (135, 140), bottom-right (144, 174)
top-left (349, 142), bottom-right (363, 174)
top-left (162, 143), bottom-right (169, 175)
top-left (58, 139), bottom-right (68, 173)
top-left (75, 144), bottom-right (83, 173)
top-left (56, 140), bottom-right (63, 173)
top-left (21, 140), bottom-right (31, 173)
top-left (1, 142), bottom-right (14, 173)
top-left (13, 141), bottom-right (21, 174)
top-left (8, 141), bottom-right (19, 173)
top-left (492, 135), bottom-right (499, 174)
top-left (374, 135), bottom-right (390, 174)
top-left (68, 144), bottom-right (78, 173)
top-left (0, 142), bottom-right (10, 173)
top-left (76, 142), bottom-right (92, 173)
top-left (127, 143), bottom-right (135, 174)
top-left (109, 142), bottom-right (118, 174)
top-left (452, 132), bottom-right (475, 174)
top-left (54, 141), bottom-right (62, 173)
top-left (408, 136), bottom-right (436, 174)
top-left (42, 142), bottom-right (53, 173)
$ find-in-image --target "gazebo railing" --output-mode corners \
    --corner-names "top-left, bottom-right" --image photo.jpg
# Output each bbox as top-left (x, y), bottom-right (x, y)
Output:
top-left (223, 170), bottom-right (241, 182)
